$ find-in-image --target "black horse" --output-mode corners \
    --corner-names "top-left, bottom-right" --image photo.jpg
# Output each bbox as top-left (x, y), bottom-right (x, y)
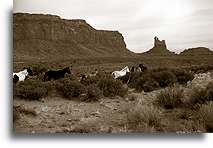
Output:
top-left (43, 67), bottom-right (71, 81)
top-left (138, 64), bottom-right (148, 72)
top-left (13, 74), bottom-right (19, 83)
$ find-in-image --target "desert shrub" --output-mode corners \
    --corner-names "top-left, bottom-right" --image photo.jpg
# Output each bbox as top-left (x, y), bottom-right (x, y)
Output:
top-left (189, 82), bottom-right (213, 106)
top-left (97, 77), bottom-right (127, 97)
top-left (14, 80), bottom-right (48, 100)
top-left (188, 87), bottom-right (208, 106)
top-left (156, 86), bottom-right (183, 109)
top-left (151, 70), bottom-right (177, 87)
top-left (128, 72), bottom-right (144, 88)
top-left (56, 78), bottom-right (86, 99)
top-left (171, 69), bottom-right (194, 84)
top-left (135, 76), bottom-right (159, 92)
top-left (190, 65), bottom-right (213, 74)
top-left (199, 102), bottom-right (213, 132)
top-left (82, 85), bottom-right (102, 102)
top-left (127, 105), bottom-right (162, 132)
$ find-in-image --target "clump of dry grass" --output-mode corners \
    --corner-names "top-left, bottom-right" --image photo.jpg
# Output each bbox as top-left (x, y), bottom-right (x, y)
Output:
top-left (188, 87), bottom-right (208, 106)
top-left (187, 81), bottom-right (213, 107)
top-left (126, 104), bottom-right (162, 132)
top-left (156, 86), bottom-right (183, 109)
top-left (199, 102), bottom-right (213, 132)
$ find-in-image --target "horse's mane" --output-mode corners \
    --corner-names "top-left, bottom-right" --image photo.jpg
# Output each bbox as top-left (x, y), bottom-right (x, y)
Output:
top-left (121, 66), bottom-right (129, 72)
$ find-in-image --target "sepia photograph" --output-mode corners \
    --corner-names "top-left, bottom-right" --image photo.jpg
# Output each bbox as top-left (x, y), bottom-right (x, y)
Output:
top-left (13, 0), bottom-right (213, 134)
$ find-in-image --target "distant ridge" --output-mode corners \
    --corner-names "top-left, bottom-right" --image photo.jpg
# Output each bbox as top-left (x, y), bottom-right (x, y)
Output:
top-left (142, 36), bottom-right (175, 56)
top-left (179, 47), bottom-right (213, 56)
top-left (13, 13), bottom-right (132, 61)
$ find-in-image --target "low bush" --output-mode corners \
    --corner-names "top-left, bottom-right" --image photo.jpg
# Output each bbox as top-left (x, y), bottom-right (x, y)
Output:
top-left (188, 81), bottom-right (213, 107)
top-left (14, 80), bottom-right (48, 100)
top-left (128, 72), bottom-right (144, 88)
top-left (135, 76), bottom-right (159, 92)
top-left (188, 87), bottom-right (208, 106)
top-left (190, 65), bottom-right (213, 74)
top-left (156, 86), bottom-right (183, 109)
top-left (97, 77), bottom-right (127, 97)
top-left (199, 102), bottom-right (213, 132)
top-left (128, 68), bottom-right (185, 92)
top-left (171, 69), bottom-right (194, 85)
top-left (82, 85), bottom-right (102, 102)
top-left (56, 78), bottom-right (86, 99)
top-left (151, 70), bottom-right (177, 87)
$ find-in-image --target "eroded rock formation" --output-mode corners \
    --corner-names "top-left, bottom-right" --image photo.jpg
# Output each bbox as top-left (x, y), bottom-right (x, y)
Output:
top-left (143, 36), bottom-right (175, 55)
top-left (13, 13), bottom-right (131, 61)
top-left (154, 36), bottom-right (167, 49)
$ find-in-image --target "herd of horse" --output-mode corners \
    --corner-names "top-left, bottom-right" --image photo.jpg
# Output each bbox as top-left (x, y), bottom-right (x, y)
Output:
top-left (13, 64), bottom-right (147, 84)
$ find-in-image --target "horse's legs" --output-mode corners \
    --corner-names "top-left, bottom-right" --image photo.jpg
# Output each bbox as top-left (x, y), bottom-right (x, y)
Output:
top-left (43, 74), bottom-right (47, 82)
top-left (127, 73), bottom-right (131, 84)
top-left (48, 76), bottom-right (51, 81)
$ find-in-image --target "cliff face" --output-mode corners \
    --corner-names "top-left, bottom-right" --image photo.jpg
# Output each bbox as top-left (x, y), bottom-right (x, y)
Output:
top-left (180, 47), bottom-right (213, 56)
top-left (13, 13), bottom-right (130, 60)
top-left (143, 37), bottom-right (175, 56)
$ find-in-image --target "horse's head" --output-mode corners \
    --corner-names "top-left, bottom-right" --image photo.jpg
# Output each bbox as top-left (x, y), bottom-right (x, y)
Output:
top-left (27, 67), bottom-right (33, 76)
top-left (139, 64), bottom-right (144, 69)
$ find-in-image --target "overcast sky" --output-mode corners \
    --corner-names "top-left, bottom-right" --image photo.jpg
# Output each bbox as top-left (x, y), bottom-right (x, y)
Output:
top-left (13, 0), bottom-right (213, 53)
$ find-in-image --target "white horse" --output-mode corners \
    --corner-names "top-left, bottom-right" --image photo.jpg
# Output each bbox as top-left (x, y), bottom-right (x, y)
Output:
top-left (112, 66), bottom-right (130, 79)
top-left (13, 67), bottom-right (33, 83)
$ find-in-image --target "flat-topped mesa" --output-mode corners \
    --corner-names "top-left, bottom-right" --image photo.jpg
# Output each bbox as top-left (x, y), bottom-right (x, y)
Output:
top-left (154, 36), bottom-right (167, 49)
top-left (180, 47), bottom-right (213, 56)
top-left (13, 13), bottom-right (130, 60)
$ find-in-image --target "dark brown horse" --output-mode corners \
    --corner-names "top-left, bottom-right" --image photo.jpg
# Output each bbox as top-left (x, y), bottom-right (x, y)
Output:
top-left (43, 67), bottom-right (71, 81)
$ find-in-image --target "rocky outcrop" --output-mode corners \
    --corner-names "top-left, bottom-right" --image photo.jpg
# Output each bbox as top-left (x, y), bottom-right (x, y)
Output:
top-left (13, 13), bottom-right (131, 60)
top-left (180, 47), bottom-right (213, 56)
top-left (154, 36), bottom-right (167, 49)
top-left (143, 36), bottom-right (175, 55)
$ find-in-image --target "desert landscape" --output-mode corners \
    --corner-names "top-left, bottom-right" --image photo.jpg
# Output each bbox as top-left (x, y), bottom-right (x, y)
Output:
top-left (13, 13), bottom-right (213, 133)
